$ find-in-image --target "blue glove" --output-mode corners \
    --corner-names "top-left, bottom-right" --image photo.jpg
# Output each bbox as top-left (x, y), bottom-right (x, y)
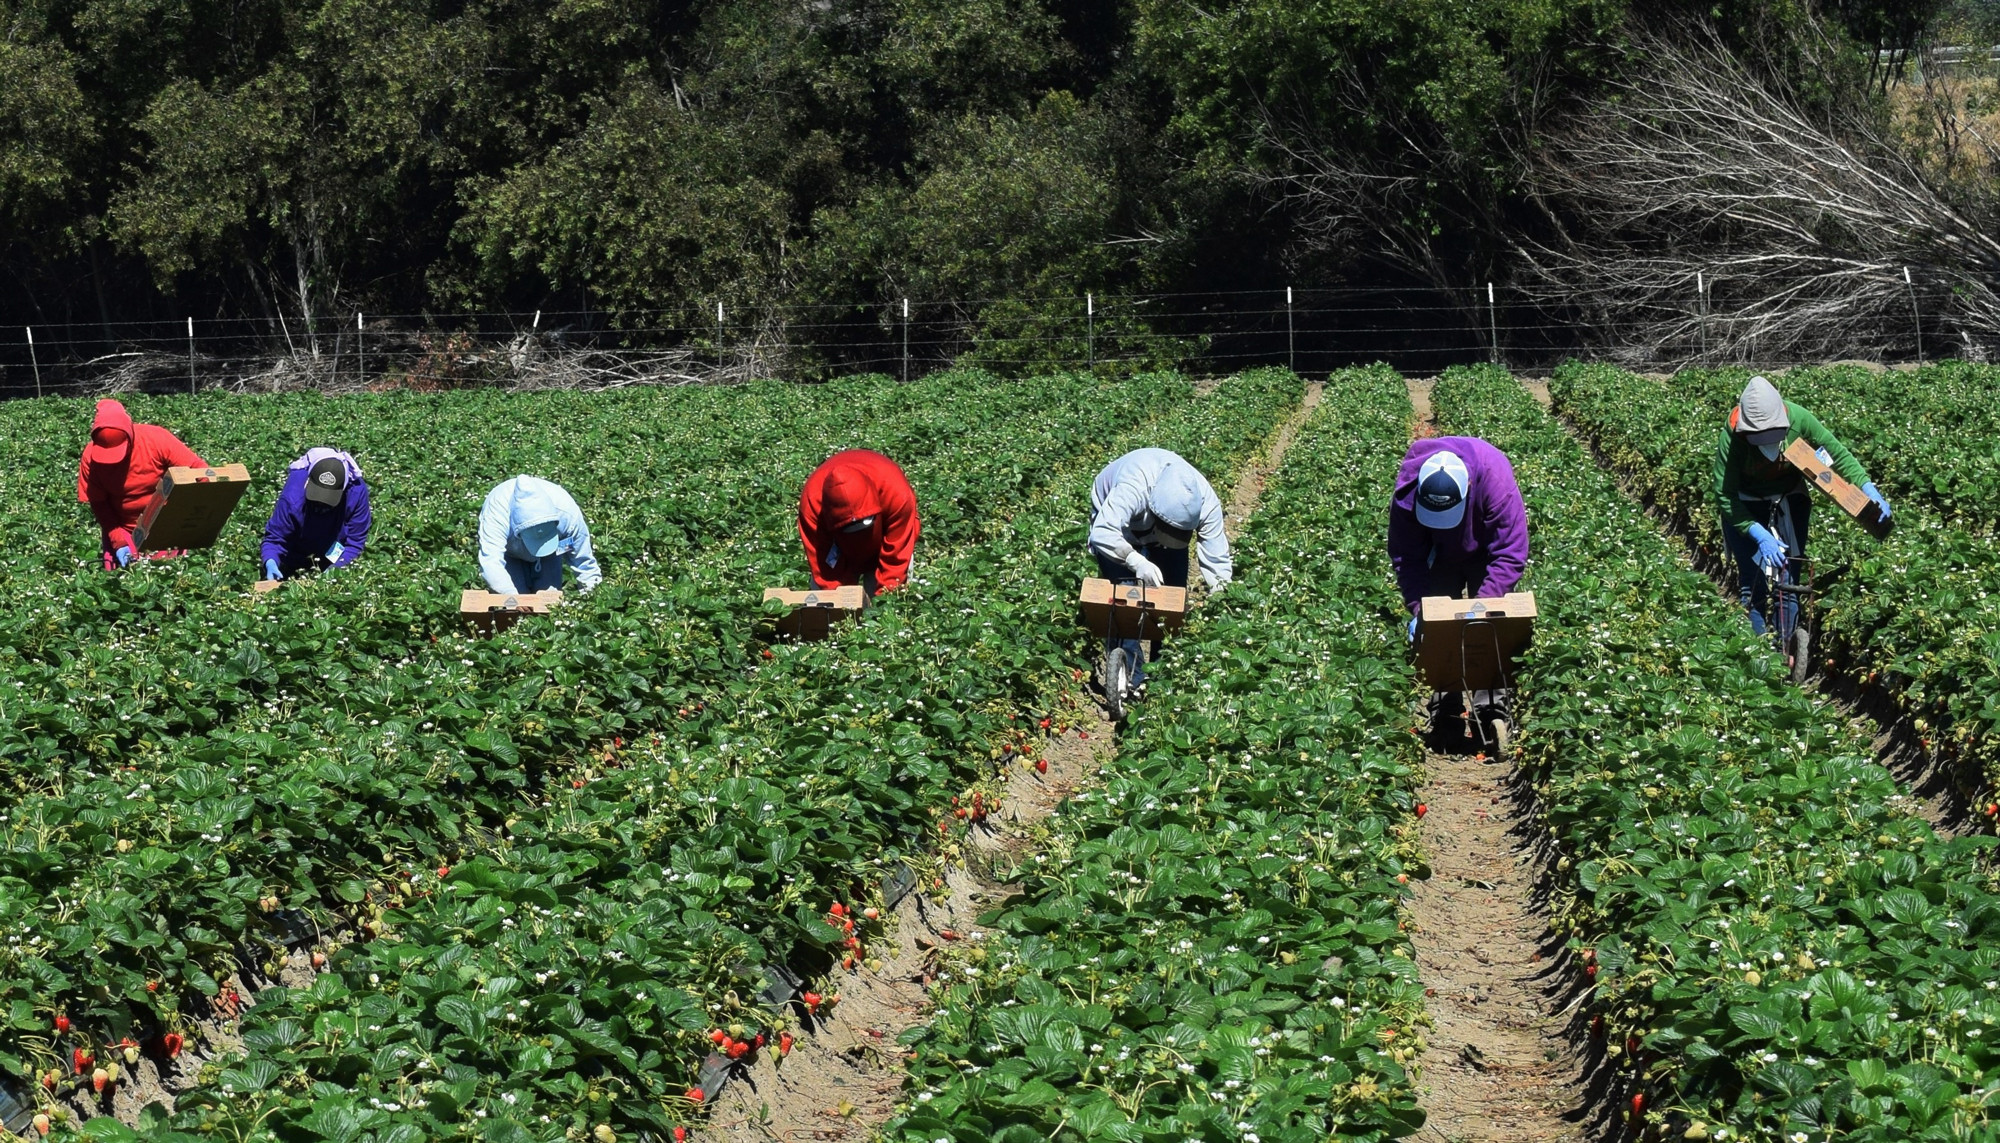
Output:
top-left (1746, 522), bottom-right (1787, 572)
top-left (1407, 616), bottom-right (1418, 643)
top-left (264, 558), bottom-right (283, 581)
top-left (114, 546), bottom-right (132, 568)
top-left (325, 541), bottom-right (344, 564)
top-left (1862, 482), bottom-right (1891, 520)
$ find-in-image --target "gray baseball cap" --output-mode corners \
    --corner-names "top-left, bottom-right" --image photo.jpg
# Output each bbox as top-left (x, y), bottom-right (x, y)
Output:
top-left (1735, 376), bottom-right (1790, 446)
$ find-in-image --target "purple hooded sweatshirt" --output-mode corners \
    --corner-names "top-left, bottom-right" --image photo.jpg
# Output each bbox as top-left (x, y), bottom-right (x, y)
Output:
top-left (261, 448), bottom-right (371, 572)
top-left (1386, 436), bottom-right (1528, 612)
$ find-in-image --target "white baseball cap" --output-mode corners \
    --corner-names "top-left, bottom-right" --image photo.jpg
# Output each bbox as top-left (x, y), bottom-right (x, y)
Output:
top-left (1415, 451), bottom-right (1470, 529)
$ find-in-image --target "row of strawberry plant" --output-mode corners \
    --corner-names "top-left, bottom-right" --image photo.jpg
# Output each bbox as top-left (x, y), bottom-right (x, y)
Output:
top-left (887, 365), bottom-right (1432, 1143)
top-left (1548, 361), bottom-right (2000, 808)
top-left (0, 372), bottom-right (1218, 1134)
top-left (124, 369), bottom-right (1308, 1141)
top-left (1436, 364), bottom-right (2000, 1142)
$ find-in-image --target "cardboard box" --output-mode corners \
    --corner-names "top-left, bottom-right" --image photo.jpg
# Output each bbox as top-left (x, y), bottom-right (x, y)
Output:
top-left (460, 588), bottom-right (562, 635)
top-left (762, 585), bottom-right (866, 641)
top-left (1784, 439), bottom-right (1893, 539)
top-left (133, 464), bottom-right (252, 551)
top-left (1415, 592), bottom-right (1537, 691)
top-left (1078, 578), bottom-right (1187, 640)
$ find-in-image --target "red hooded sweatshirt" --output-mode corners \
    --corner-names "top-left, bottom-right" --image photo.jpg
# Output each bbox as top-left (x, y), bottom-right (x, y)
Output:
top-left (76, 399), bottom-right (204, 553)
top-left (798, 449), bottom-right (919, 593)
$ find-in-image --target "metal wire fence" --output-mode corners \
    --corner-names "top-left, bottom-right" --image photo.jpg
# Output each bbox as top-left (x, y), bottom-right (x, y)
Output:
top-left (0, 279), bottom-right (1948, 398)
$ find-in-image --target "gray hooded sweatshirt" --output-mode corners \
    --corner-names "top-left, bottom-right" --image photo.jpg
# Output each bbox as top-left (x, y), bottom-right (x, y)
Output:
top-left (1088, 448), bottom-right (1232, 590)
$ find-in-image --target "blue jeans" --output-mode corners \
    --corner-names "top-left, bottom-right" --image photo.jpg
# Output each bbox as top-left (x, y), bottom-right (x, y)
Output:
top-left (1094, 545), bottom-right (1189, 687)
top-left (504, 556), bottom-right (566, 594)
top-left (1722, 494), bottom-right (1809, 637)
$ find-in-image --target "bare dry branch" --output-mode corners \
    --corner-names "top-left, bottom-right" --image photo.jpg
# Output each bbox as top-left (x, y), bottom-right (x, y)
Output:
top-left (1513, 20), bottom-right (2000, 365)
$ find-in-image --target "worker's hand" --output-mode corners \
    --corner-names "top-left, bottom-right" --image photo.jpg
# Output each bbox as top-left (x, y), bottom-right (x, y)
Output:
top-left (113, 546), bottom-right (133, 568)
top-left (1746, 522), bottom-right (1787, 573)
top-left (325, 541), bottom-right (344, 564)
top-left (1407, 616), bottom-right (1418, 643)
top-left (265, 558), bottom-right (284, 581)
top-left (1862, 482), bottom-right (1892, 520)
top-left (1125, 552), bottom-right (1165, 588)
top-left (1207, 579), bottom-right (1227, 600)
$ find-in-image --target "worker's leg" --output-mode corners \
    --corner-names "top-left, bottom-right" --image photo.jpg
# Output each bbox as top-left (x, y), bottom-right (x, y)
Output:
top-left (1095, 552), bottom-right (1145, 694)
top-left (1777, 493), bottom-right (1812, 639)
top-left (1721, 516), bottom-right (1770, 636)
top-left (1131, 546), bottom-right (1190, 687)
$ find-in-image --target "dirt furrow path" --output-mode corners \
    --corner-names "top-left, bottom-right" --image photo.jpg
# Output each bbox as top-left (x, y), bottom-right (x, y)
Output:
top-left (1406, 376), bottom-right (1586, 1142)
top-left (703, 378), bottom-right (1326, 1142)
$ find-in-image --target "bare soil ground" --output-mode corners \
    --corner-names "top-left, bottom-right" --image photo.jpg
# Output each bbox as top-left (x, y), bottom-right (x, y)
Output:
top-left (1405, 376), bottom-right (1589, 1141)
top-left (1408, 750), bottom-right (1586, 1143)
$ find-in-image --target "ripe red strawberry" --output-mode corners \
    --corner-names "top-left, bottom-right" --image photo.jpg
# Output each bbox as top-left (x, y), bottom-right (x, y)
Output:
top-left (829, 902), bottom-right (845, 917)
top-left (1415, 803), bottom-right (1427, 818)
top-left (674, 1130), bottom-right (688, 1142)
top-left (802, 991), bottom-right (822, 1010)
top-left (73, 1047), bottom-right (92, 1073)
top-left (726, 1041), bottom-right (749, 1060)
top-left (939, 929), bottom-right (960, 941)
top-left (146, 980), bottom-right (159, 993)
top-left (779, 1032), bottom-right (794, 1056)
top-left (163, 1033), bottom-right (183, 1058)
top-left (54, 1015), bottom-right (68, 1033)
top-left (954, 807), bottom-right (965, 819)
top-left (1586, 964), bottom-right (1598, 978)
top-left (438, 865), bottom-right (450, 878)
top-left (842, 954), bottom-right (856, 970)
top-left (1630, 1092), bottom-right (1644, 1117)
top-left (1038, 719), bottom-right (1050, 730)
top-left (709, 1029), bottom-right (727, 1045)
top-left (1035, 758), bottom-right (1048, 774)
top-left (753, 1032), bottom-right (766, 1048)
top-left (686, 1087), bottom-right (704, 1103)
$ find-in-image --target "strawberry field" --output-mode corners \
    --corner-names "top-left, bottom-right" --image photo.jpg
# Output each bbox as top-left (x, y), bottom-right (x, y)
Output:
top-left (11, 356), bottom-right (2000, 1143)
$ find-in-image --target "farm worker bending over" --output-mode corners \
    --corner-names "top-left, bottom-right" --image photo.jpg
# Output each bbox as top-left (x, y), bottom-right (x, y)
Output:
top-left (478, 475), bottom-right (601, 595)
top-left (260, 449), bottom-right (371, 580)
top-left (1087, 448), bottom-right (1231, 695)
top-left (1714, 375), bottom-right (1889, 636)
top-left (76, 398), bottom-right (205, 570)
top-left (798, 449), bottom-right (919, 596)
top-left (1387, 437), bottom-right (1528, 735)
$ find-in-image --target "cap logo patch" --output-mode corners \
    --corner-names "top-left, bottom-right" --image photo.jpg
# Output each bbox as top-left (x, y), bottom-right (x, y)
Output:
top-left (317, 472), bottom-right (337, 485)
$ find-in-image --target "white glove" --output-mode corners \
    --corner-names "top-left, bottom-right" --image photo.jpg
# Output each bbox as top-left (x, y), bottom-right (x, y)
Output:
top-left (1125, 552), bottom-right (1165, 588)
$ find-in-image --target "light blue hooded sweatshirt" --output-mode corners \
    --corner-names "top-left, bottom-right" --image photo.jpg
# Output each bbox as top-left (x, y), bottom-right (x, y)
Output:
top-left (478, 475), bottom-right (601, 594)
top-left (1088, 448), bottom-right (1232, 589)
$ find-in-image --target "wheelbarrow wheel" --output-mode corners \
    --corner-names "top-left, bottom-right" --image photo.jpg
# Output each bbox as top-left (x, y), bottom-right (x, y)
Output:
top-left (1105, 647), bottom-right (1130, 722)
top-left (1489, 717), bottom-right (1512, 757)
top-left (1788, 624), bottom-right (1812, 685)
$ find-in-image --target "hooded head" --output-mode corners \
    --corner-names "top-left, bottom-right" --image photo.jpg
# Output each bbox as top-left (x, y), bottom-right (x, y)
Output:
top-left (1144, 464), bottom-right (1206, 535)
top-left (1732, 376), bottom-right (1790, 447)
top-left (822, 465), bottom-right (880, 531)
top-left (510, 481), bottom-right (564, 558)
top-left (85, 400), bottom-right (135, 466)
top-left (1414, 450), bottom-right (1470, 530)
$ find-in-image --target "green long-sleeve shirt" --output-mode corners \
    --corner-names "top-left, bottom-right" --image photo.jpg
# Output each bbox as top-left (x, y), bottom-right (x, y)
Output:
top-left (1712, 400), bottom-right (1870, 535)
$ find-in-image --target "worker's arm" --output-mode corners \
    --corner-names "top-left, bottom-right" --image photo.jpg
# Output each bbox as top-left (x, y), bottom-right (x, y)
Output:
top-left (1086, 479), bottom-right (1149, 566)
top-left (1385, 505), bottom-right (1431, 612)
top-left (563, 513), bottom-right (602, 592)
top-left (1793, 405), bottom-right (1871, 487)
top-left (1712, 427), bottom-right (1753, 535)
top-left (333, 481), bottom-right (371, 566)
top-left (871, 494), bottom-right (919, 592)
top-left (1193, 491), bottom-right (1232, 590)
top-left (1476, 480), bottom-right (1530, 598)
top-left (476, 489), bottom-right (516, 594)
